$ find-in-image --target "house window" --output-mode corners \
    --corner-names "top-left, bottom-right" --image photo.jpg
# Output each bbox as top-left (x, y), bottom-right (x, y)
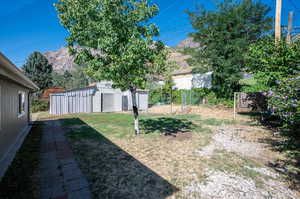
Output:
top-left (18, 91), bottom-right (25, 117)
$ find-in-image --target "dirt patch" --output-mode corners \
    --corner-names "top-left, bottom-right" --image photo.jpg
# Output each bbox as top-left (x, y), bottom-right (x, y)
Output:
top-left (146, 105), bottom-right (248, 121)
top-left (163, 131), bottom-right (193, 142)
top-left (184, 169), bottom-right (298, 199)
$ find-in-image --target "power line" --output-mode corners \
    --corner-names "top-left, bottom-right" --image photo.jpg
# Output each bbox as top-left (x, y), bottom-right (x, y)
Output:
top-left (287, 0), bottom-right (300, 11)
top-left (158, 0), bottom-right (180, 16)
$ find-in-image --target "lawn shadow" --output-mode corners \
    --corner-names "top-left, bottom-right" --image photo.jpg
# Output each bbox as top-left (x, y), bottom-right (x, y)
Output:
top-left (140, 117), bottom-right (195, 136)
top-left (60, 118), bottom-right (179, 199)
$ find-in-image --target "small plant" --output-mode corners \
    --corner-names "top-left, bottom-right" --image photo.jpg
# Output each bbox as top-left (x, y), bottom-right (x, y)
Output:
top-left (31, 98), bottom-right (49, 113)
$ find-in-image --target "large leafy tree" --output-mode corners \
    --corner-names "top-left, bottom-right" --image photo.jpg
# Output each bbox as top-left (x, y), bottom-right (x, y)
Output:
top-left (245, 37), bottom-right (300, 89)
top-left (55, 0), bottom-right (167, 135)
top-left (22, 52), bottom-right (53, 91)
top-left (187, 0), bottom-right (272, 98)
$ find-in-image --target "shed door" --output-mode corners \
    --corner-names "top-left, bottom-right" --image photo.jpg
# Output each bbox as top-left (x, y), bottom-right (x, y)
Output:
top-left (122, 96), bottom-right (128, 111)
top-left (138, 93), bottom-right (148, 110)
top-left (102, 93), bottom-right (115, 112)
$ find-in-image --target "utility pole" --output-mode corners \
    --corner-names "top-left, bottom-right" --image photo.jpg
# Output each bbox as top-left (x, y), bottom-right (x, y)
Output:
top-left (275, 0), bottom-right (282, 44)
top-left (286, 11), bottom-right (294, 45)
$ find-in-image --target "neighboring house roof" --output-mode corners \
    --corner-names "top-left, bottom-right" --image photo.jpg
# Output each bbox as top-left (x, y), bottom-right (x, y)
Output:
top-left (293, 34), bottom-right (300, 42)
top-left (42, 88), bottom-right (66, 99)
top-left (0, 52), bottom-right (39, 90)
top-left (172, 67), bottom-right (193, 76)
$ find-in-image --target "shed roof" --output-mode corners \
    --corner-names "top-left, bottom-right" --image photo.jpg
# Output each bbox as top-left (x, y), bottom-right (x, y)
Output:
top-left (0, 52), bottom-right (39, 90)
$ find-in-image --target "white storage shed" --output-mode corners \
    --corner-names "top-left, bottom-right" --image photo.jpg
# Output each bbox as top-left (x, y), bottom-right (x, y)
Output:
top-left (50, 82), bottom-right (148, 115)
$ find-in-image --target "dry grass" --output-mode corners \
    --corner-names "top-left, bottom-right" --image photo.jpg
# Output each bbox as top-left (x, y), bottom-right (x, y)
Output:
top-left (40, 111), bottom-right (299, 199)
top-left (146, 105), bottom-right (249, 121)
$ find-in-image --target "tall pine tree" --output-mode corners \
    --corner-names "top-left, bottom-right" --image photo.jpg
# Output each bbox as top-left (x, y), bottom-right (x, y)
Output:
top-left (187, 0), bottom-right (272, 98)
top-left (23, 52), bottom-right (53, 91)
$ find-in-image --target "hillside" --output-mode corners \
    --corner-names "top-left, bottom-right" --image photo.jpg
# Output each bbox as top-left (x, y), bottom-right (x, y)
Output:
top-left (44, 38), bottom-right (199, 73)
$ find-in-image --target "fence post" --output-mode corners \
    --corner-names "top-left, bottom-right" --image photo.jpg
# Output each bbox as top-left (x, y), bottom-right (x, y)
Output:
top-left (234, 92), bottom-right (237, 120)
top-left (190, 89), bottom-right (192, 106)
top-left (170, 88), bottom-right (172, 114)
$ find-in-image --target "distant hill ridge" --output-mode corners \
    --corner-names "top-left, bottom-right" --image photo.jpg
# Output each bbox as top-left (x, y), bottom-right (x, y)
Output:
top-left (44, 37), bottom-right (199, 73)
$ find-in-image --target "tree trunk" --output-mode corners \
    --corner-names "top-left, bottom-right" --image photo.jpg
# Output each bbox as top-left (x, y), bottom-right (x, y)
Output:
top-left (131, 88), bottom-right (140, 135)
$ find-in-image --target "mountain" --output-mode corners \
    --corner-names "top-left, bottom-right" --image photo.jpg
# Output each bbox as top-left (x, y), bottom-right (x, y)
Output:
top-left (44, 47), bottom-right (75, 72)
top-left (176, 37), bottom-right (200, 49)
top-left (44, 39), bottom-right (197, 73)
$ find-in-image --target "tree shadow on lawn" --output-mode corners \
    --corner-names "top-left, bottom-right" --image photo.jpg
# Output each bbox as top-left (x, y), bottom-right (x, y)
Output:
top-left (140, 117), bottom-right (195, 136)
top-left (60, 118), bottom-right (179, 199)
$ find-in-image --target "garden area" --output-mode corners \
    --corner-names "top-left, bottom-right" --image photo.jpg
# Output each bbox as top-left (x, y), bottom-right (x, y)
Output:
top-left (35, 110), bottom-right (299, 199)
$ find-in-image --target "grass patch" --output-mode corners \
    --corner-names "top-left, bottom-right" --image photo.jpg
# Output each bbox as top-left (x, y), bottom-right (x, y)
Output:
top-left (203, 150), bottom-right (272, 187)
top-left (0, 123), bottom-right (43, 199)
top-left (59, 113), bottom-right (220, 140)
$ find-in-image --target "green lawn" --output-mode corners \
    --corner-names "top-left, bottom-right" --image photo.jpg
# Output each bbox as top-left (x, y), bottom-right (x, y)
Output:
top-left (59, 113), bottom-right (236, 140)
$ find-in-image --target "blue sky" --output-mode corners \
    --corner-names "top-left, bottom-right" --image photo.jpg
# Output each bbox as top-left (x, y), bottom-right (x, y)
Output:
top-left (0, 0), bottom-right (299, 67)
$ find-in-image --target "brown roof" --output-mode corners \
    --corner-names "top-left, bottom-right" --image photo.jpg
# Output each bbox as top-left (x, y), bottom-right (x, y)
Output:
top-left (172, 67), bottom-right (193, 76)
top-left (42, 88), bottom-right (66, 99)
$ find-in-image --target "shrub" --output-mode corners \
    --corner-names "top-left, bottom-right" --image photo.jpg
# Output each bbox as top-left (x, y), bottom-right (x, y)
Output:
top-left (205, 92), bottom-right (233, 108)
top-left (149, 88), bottom-right (212, 106)
top-left (267, 76), bottom-right (300, 132)
top-left (31, 98), bottom-right (49, 113)
top-left (245, 38), bottom-right (300, 89)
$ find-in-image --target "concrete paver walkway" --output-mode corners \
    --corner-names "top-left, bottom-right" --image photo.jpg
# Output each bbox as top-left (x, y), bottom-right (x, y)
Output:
top-left (39, 120), bottom-right (92, 199)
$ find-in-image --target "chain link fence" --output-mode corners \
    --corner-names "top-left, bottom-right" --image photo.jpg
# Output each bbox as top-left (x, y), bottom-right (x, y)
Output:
top-left (149, 88), bottom-right (209, 113)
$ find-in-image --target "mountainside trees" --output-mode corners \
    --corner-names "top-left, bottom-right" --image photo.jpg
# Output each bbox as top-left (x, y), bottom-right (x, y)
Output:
top-left (187, 0), bottom-right (272, 98)
top-left (55, 0), bottom-right (167, 135)
top-left (22, 52), bottom-right (53, 91)
top-left (52, 66), bottom-right (91, 90)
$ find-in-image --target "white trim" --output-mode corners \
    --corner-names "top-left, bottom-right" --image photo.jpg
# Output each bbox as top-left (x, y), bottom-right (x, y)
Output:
top-left (0, 85), bottom-right (1, 131)
top-left (0, 52), bottom-right (38, 90)
top-left (0, 125), bottom-right (32, 181)
top-left (17, 91), bottom-right (25, 118)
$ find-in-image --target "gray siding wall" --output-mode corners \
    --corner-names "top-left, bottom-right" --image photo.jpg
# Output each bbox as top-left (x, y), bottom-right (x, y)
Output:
top-left (100, 88), bottom-right (122, 113)
top-left (50, 87), bottom-right (94, 115)
top-left (50, 87), bottom-right (147, 114)
top-left (0, 78), bottom-right (29, 164)
top-left (92, 90), bottom-right (101, 112)
top-left (123, 91), bottom-right (149, 111)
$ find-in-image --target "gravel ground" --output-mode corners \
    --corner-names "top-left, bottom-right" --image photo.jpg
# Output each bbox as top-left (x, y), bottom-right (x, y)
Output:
top-left (184, 169), bottom-right (298, 199)
top-left (194, 127), bottom-right (299, 199)
top-left (244, 166), bottom-right (280, 179)
top-left (197, 127), bottom-right (264, 159)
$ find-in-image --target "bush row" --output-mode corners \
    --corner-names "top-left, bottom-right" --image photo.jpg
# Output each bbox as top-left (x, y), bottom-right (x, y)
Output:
top-left (149, 88), bottom-right (233, 107)
top-left (31, 98), bottom-right (49, 113)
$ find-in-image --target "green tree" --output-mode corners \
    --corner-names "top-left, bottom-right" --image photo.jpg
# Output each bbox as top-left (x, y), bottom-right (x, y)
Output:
top-left (63, 70), bottom-right (73, 89)
top-left (55, 0), bottom-right (167, 135)
top-left (71, 65), bottom-right (91, 89)
top-left (52, 66), bottom-right (92, 89)
top-left (52, 72), bottom-right (65, 88)
top-left (22, 52), bottom-right (53, 91)
top-left (187, 0), bottom-right (272, 98)
top-left (245, 37), bottom-right (300, 89)
top-left (161, 75), bottom-right (175, 103)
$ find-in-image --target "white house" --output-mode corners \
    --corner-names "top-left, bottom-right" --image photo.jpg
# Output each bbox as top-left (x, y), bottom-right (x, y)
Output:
top-left (171, 67), bottom-right (212, 90)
